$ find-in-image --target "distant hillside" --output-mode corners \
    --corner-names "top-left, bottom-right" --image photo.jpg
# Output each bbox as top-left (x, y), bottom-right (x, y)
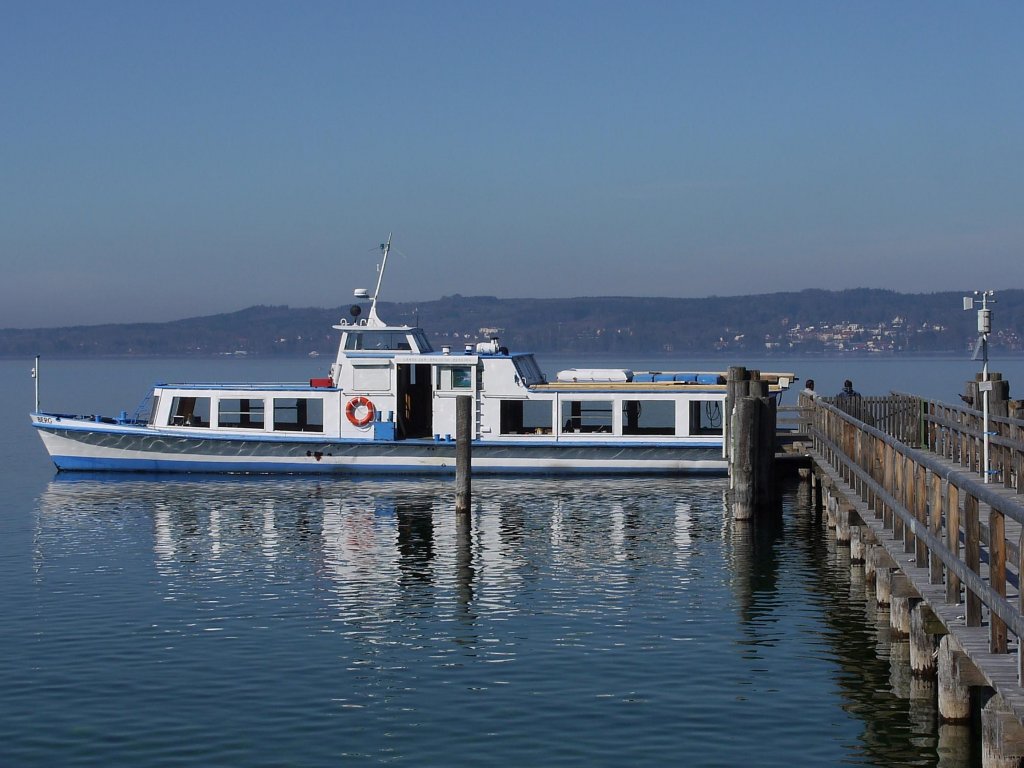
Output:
top-left (2, 289), bottom-right (1023, 358)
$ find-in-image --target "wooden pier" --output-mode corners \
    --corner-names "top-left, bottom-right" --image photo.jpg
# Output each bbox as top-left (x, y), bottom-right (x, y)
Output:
top-left (775, 385), bottom-right (1024, 766)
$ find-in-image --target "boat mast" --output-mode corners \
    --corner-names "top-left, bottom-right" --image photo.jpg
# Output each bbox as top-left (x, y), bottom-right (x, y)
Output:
top-left (366, 233), bottom-right (392, 327)
top-left (32, 354), bottom-right (40, 413)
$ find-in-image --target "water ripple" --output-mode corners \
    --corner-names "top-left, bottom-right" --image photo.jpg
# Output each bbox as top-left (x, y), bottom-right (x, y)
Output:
top-left (0, 475), bottom-right (941, 767)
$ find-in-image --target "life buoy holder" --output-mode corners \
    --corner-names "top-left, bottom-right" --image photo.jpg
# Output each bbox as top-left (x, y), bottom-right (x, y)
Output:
top-left (346, 396), bottom-right (376, 427)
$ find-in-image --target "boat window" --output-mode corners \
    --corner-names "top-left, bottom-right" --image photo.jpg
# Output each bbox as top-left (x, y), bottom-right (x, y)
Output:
top-left (218, 398), bottom-right (266, 430)
top-left (500, 399), bottom-right (553, 435)
top-left (169, 396), bottom-right (211, 427)
top-left (452, 367), bottom-right (472, 388)
top-left (353, 365), bottom-right (390, 391)
top-left (512, 355), bottom-right (546, 386)
top-left (689, 400), bottom-right (724, 436)
top-left (438, 366), bottom-right (473, 391)
top-left (560, 400), bottom-right (613, 434)
top-left (273, 398), bottom-right (324, 432)
top-left (344, 331), bottom-right (413, 351)
top-left (622, 400), bottom-right (676, 436)
top-left (410, 331), bottom-right (432, 353)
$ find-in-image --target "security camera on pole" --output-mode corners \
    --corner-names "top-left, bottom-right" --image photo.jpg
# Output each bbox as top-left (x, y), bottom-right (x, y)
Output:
top-left (963, 290), bottom-right (995, 483)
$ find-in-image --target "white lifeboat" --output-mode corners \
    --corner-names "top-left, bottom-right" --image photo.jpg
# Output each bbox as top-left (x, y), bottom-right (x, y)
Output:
top-left (556, 368), bottom-right (633, 383)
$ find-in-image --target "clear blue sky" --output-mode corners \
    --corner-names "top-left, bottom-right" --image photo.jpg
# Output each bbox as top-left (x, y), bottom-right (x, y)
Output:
top-left (2, 1), bottom-right (1022, 328)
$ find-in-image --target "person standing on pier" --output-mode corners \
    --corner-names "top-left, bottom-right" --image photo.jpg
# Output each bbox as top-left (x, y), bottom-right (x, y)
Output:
top-left (835, 379), bottom-right (864, 420)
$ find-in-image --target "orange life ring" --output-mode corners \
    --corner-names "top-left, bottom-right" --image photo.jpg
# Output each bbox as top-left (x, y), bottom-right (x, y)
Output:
top-left (346, 396), bottom-right (376, 427)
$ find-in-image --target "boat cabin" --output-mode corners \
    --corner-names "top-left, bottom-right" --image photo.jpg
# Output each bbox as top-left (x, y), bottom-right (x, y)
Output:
top-left (145, 316), bottom-right (735, 447)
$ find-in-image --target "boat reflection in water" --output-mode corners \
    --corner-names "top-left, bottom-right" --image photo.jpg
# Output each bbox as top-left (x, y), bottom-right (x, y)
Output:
top-left (34, 474), bottom-right (710, 642)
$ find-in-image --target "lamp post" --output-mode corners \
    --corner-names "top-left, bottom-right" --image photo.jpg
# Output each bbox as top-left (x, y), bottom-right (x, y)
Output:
top-left (963, 290), bottom-right (995, 483)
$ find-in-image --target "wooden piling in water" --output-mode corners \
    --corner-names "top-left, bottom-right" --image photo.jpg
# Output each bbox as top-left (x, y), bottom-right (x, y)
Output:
top-left (850, 525), bottom-right (865, 564)
top-left (890, 595), bottom-right (914, 638)
top-left (982, 694), bottom-right (1024, 768)
top-left (834, 502), bottom-right (852, 545)
top-left (909, 603), bottom-right (940, 678)
top-left (875, 561), bottom-right (893, 606)
top-left (727, 367), bottom-right (777, 520)
top-left (731, 395), bottom-right (761, 521)
top-left (937, 634), bottom-right (974, 723)
top-left (455, 395), bottom-right (472, 516)
top-left (755, 379), bottom-right (775, 505)
top-left (725, 365), bottom-right (746, 466)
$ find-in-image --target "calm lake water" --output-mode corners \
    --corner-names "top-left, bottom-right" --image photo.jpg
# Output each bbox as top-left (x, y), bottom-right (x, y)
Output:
top-left (3, 355), bottom-right (1021, 766)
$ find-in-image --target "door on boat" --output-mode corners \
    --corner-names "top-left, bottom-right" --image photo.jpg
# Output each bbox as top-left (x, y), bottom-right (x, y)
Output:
top-left (396, 364), bottom-right (432, 438)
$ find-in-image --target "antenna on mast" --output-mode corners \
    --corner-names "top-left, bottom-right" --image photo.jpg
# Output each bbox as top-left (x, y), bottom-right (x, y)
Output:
top-left (365, 233), bottom-right (392, 327)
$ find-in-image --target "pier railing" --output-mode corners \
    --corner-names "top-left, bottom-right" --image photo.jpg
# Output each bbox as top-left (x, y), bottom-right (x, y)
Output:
top-left (812, 392), bottom-right (1024, 492)
top-left (802, 391), bottom-right (1024, 671)
top-left (818, 392), bottom-right (925, 447)
top-left (915, 396), bottom-right (1024, 493)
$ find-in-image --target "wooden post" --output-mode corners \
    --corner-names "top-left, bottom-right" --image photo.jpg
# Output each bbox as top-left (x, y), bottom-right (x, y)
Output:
top-left (909, 603), bottom-right (938, 678)
top-left (890, 574), bottom-right (920, 639)
top-left (725, 366), bottom-right (747, 464)
top-left (914, 464), bottom-right (928, 567)
top-left (455, 504), bottom-right (473, 606)
top-left (938, 634), bottom-right (978, 722)
top-left (876, 563), bottom-right (893, 606)
top-left (930, 472), bottom-right (944, 584)
top-left (894, 453), bottom-right (906, 545)
top-left (731, 395), bottom-right (760, 521)
top-left (965, 493), bottom-right (981, 626)
top-left (758, 386), bottom-right (776, 507)
top-left (455, 395), bottom-right (472, 517)
top-left (990, 375), bottom-right (1009, 418)
top-left (882, 443), bottom-right (895, 528)
top-left (890, 595), bottom-right (913, 638)
top-left (946, 483), bottom-right (961, 604)
top-left (864, 543), bottom-right (877, 588)
top-left (982, 694), bottom-right (1024, 768)
top-left (1020, 528), bottom-right (1024, 683)
top-left (850, 525), bottom-right (865, 564)
top-left (990, 506), bottom-right (1007, 653)
top-left (835, 503), bottom-right (852, 545)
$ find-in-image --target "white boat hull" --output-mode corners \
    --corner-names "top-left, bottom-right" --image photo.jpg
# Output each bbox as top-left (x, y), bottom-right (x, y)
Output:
top-left (34, 418), bottom-right (726, 475)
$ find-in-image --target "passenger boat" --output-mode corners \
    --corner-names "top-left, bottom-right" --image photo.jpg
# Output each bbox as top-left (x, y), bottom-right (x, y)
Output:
top-left (31, 237), bottom-right (795, 475)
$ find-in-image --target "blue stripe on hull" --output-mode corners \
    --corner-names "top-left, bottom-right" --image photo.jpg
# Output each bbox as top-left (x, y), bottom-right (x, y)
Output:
top-left (50, 454), bottom-right (725, 476)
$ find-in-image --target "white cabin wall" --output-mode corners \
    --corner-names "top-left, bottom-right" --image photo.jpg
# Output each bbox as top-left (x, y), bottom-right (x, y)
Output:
top-left (431, 396), bottom-right (459, 440)
top-left (676, 399), bottom-right (691, 437)
top-left (479, 358), bottom-right (526, 396)
top-left (152, 389), bottom-right (169, 425)
top-left (323, 393), bottom-right (342, 438)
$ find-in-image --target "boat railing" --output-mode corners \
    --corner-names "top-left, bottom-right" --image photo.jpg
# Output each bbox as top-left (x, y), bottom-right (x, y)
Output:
top-left (156, 382), bottom-right (329, 391)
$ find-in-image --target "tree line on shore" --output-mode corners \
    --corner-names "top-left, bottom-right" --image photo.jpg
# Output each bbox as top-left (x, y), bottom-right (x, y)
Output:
top-left (2, 288), bottom-right (1022, 358)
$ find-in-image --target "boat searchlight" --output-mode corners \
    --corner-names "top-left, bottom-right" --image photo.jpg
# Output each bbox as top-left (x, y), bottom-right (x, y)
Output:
top-left (354, 289), bottom-right (370, 299)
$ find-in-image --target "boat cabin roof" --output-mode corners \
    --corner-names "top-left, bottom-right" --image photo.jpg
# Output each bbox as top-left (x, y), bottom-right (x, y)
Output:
top-left (331, 322), bottom-right (433, 354)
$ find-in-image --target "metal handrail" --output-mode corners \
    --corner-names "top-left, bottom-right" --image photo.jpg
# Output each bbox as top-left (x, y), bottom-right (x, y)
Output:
top-left (810, 417), bottom-right (1024, 641)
